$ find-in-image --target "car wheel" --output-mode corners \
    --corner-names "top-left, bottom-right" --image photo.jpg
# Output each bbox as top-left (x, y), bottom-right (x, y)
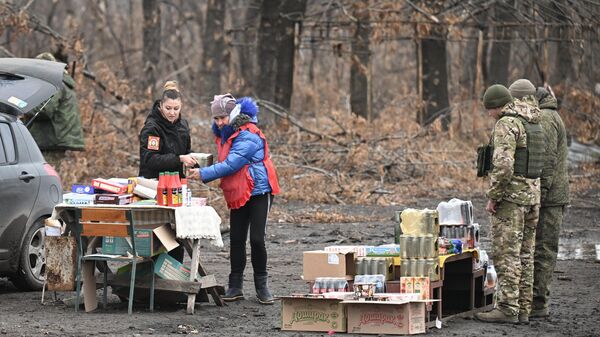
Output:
top-left (11, 219), bottom-right (46, 291)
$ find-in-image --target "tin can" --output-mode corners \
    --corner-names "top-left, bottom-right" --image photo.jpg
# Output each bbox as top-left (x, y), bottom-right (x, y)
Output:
top-left (355, 257), bottom-right (365, 275)
top-left (400, 259), bottom-right (409, 277)
top-left (409, 259), bottom-right (417, 276)
top-left (414, 236), bottom-right (423, 259)
top-left (399, 235), bottom-right (408, 259)
top-left (377, 258), bottom-right (387, 276)
top-left (416, 259), bottom-right (425, 276)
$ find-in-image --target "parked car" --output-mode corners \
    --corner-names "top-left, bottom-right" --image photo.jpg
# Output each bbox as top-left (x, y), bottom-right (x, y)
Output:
top-left (0, 58), bottom-right (65, 290)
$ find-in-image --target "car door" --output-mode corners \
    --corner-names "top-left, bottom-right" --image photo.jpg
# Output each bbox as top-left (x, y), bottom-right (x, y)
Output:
top-left (0, 121), bottom-right (40, 261)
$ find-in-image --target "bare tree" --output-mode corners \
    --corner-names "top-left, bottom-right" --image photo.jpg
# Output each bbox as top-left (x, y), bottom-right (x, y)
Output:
top-left (350, 2), bottom-right (372, 120)
top-left (484, 1), bottom-right (514, 87)
top-left (143, 0), bottom-right (161, 98)
top-left (421, 31), bottom-right (451, 129)
top-left (202, 0), bottom-right (226, 97)
top-left (548, 0), bottom-right (574, 85)
top-left (256, 0), bottom-right (307, 113)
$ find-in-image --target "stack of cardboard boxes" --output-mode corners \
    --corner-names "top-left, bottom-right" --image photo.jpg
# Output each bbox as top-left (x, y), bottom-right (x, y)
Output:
top-left (282, 201), bottom-right (482, 334)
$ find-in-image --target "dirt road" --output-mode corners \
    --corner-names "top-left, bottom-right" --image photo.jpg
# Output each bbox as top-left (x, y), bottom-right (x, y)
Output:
top-left (1, 195), bottom-right (598, 337)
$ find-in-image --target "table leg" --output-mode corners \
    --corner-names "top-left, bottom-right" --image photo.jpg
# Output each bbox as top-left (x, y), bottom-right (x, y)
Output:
top-left (182, 241), bottom-right (225, 307)
top-left (186, 239), bottom-right (200, 314)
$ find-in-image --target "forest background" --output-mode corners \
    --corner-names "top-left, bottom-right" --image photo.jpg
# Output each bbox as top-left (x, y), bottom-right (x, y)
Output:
top-left (1, 0), bottom-right (599, 220)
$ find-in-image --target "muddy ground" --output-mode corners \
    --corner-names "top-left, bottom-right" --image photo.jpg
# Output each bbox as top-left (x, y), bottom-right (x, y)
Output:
top-left (1, 192), bottom-right (599, 337)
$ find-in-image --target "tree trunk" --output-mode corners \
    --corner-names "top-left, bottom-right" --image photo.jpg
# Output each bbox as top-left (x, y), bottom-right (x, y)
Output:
top-left (420, 34), bottom-right (451, 129)
top-left (256, 0), bottom-right (307, 112)
top-left (142, 0), bottom-right (161, 99)
top-left (202, 0), bottom-right (226, 97)
top-left (236, 0), bottom-right (261, 96)
top-left (350, 3), bottom-right (371, 120)
top-left (485, 2), bottom-right (514, 87)
top-left (549, 0), bottom-right (573, 85)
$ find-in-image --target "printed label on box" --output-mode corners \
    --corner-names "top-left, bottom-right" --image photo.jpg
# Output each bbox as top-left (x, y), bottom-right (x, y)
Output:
top-left (328, 253), bottom-right (340, 265)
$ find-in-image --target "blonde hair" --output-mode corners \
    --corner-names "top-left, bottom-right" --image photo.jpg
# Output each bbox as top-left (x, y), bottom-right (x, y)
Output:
top-left (162, 80), bottom-right (181, 102)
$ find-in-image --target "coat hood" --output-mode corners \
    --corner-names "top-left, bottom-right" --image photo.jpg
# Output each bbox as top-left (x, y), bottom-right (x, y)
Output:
top-left (502, 99), bottom-right (541, 123)
top-left (539, 95), bottom-right (558, 110)
top-left (62, 73), bottom-right (76, 90)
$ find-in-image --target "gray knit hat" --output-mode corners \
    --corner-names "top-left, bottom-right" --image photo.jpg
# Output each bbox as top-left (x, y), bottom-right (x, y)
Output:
top-left (509, 79), bottom-right (536, 98)
top-left (210, 93), bottom-right (236, 118)
top-left (483, 84), bottom-right (513, 109)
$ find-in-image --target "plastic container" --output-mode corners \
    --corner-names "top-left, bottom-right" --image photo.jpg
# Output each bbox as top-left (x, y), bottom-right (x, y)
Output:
top-left (437, 198), bottom-right (473, 225)
top-left (485, 265), bottom-right (497, 289)
top-left (157, 172), bottom-right (167, 206)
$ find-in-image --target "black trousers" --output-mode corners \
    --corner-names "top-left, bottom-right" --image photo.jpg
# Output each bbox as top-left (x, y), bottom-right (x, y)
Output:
top-left (229, 193), bottom-right (273, 276)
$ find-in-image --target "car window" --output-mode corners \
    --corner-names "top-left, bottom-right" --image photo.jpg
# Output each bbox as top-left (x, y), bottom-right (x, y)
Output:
top-left (0, 122), bottom-right (16, 164)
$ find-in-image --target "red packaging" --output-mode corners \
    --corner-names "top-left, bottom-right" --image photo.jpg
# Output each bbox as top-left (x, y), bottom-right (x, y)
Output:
top-left (91, 178), bottom-right (127, 194)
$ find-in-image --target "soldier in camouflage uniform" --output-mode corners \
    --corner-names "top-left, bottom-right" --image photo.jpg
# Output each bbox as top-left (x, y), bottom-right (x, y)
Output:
top-left (474, 84), bottom-right (541, 324)
top-left (509, 78), bottom-right (540, 109)
top-left (528, 87), bottom-right (570, 318)
top-left (24, 52), bottom-right (85, 170)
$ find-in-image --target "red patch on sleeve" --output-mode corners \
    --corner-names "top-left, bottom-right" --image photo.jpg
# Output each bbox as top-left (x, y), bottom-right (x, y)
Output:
top-left (148, 136), bottom-right (160, 150)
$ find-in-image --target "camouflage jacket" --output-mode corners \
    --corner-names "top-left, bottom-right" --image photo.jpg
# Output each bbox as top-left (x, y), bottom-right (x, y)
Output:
top-left (538, 96), bottom-right (570, 206)
top-left (487, 100), bottom-right (541, 206)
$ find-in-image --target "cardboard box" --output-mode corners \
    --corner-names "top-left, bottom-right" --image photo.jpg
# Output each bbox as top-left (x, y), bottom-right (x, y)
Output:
top-left (63, 192), bottom-right (95, 205)
top-left (71, 184), bottom-right (95, 194)
top-left (303, 250), bottom-right (355, 281)
top-left (94, 193), bottom-right (133, 205)
top-left (344, 300), bottom-right (426, 335)
top-left (400, 277), bottom-right (430, 300)
top-left (324, 245), bottom-right (371, 257)
top-left (102, 223), bottom-right (178, 257)
top-left (91, 178), bottom-right (128, 194)
top-left (154, 253), bottom-right (191, 281)
top-left (280, 297), bottom-right (346, 332)
top-left (366, 245), bottom-right (401, 257)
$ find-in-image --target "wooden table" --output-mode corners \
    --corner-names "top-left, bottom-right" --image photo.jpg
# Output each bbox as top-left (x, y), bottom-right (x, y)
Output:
top-left (49, 203), bottom-right (225, 314)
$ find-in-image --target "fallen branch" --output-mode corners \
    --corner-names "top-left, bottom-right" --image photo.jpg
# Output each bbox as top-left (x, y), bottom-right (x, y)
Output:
top-left (257, 99), bottom-right (346, 146)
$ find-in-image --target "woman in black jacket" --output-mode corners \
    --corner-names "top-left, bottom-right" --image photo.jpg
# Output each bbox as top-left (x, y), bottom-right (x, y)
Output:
top-left (139, 81), bottom-right (196, 178)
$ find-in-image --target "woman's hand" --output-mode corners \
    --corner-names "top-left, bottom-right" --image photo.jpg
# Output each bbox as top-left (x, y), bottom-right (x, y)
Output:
top-left (179, 154), bottom-right (197, 167)
top-left (186, 168), bottom-right (201, 180)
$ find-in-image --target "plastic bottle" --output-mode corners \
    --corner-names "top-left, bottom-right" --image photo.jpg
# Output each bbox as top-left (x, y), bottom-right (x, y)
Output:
top-left (157, 172), bottom-right (167, 206)
top-left (166, 172), bottom-right (174, 207)
top-left (174, 173), bottom-right (182, 206)
top-left (181, 178), bottom-right (188, 207)
top-left (486, 265), bottom-right (498, 289)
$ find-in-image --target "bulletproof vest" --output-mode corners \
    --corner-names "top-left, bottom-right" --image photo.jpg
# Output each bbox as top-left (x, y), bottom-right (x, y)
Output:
top-left (512, 115), bottom-right (545, 178)
top-left (476, 115), bottom-right (545, 178)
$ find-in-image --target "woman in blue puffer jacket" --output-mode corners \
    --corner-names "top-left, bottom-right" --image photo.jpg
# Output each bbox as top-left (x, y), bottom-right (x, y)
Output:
top-left (187, 94), bottom-right (280, 304)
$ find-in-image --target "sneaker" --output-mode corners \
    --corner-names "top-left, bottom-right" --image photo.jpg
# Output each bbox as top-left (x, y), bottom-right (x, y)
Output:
top-left (474, 309), bottom-right (518, 324)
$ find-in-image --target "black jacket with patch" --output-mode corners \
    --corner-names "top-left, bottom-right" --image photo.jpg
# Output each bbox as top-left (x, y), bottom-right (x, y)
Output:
top-left (139, 100), bottom-right (191, 179)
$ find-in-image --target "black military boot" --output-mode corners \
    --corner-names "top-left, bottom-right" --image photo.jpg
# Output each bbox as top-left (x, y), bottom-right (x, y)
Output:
top-left (254, 273), bottom-right (274, 305)
top-left (223, 273), bottom-right (244, 302)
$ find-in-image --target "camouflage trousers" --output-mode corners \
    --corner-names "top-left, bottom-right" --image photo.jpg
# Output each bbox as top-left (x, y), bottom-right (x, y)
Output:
top-left (491, 201), bottom-right (539, 317)
top-left (532, 205), bottom-right (565, 311)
